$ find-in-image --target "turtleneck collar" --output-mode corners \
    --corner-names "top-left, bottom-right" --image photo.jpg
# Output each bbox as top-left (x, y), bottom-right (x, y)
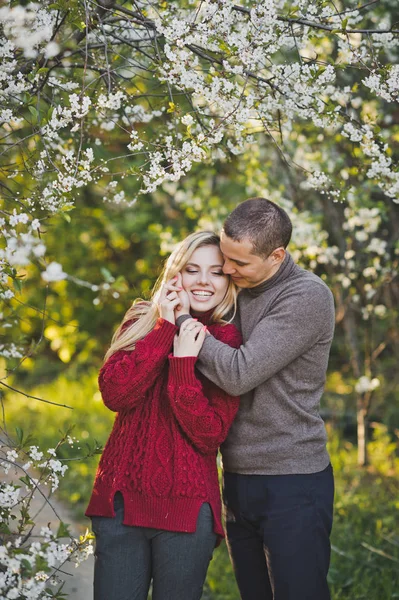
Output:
top-left (191, 308), bottom-right (214, 325)
top-left (246, 252), bottom-right (297, 297)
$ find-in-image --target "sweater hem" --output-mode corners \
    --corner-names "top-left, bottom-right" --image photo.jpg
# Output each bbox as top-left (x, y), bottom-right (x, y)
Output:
top-left (85, 487), bottom-right (224, 537)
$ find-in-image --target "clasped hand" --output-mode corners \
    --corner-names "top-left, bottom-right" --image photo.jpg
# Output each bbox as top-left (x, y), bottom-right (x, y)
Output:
top-left (173, 318), bottom-right (207, 358)
top-left (158, 274), bottom-right (206, 357)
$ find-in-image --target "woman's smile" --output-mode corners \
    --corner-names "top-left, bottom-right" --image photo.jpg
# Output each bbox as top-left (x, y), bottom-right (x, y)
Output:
top-left (190, 289), bottom-right (214, 301)
top-left (181, 245), bottom-right (229, 313)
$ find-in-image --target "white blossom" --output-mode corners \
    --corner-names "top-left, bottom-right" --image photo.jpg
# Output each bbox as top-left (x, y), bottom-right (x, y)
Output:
top-left (355, 376), bottom-right (380, 394)
top-left (41, 262), bottom-right (67, 283)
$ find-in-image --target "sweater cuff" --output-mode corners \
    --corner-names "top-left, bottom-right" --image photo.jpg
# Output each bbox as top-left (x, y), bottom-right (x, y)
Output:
top-left (168, 356), bottom-right (199, 387)
top-left (176, 314), bottom-right (192, 328)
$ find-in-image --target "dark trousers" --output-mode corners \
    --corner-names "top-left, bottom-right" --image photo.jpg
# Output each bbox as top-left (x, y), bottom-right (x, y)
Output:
top-left (91, 493), bottom-right (217, 600)
top-left (223, 464), bottom-right (334, 600)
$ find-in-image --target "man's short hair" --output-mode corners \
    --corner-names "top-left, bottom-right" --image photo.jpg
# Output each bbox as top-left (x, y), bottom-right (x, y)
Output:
top-left (223, 197), bottom-right (292, 258)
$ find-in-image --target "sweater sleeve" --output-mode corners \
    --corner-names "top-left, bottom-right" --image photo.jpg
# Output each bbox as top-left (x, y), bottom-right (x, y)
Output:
top-left (166, 324), bottom-right (241, 455)
top-left (99, 318), bottom-right (177, 412)
top-left (196, 283), bottom-right (335, 396)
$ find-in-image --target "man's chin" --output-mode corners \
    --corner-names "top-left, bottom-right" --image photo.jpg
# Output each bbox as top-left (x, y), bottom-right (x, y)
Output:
top-left (232, 278), bottom-right (250, 288)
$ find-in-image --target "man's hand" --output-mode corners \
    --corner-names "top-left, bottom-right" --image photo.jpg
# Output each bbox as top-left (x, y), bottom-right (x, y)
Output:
top-left (173, 318), bottom-right (207, 357)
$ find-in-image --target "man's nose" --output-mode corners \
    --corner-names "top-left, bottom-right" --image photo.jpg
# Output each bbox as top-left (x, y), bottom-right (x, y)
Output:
top-left (223, 260), bottom-right (235, 275)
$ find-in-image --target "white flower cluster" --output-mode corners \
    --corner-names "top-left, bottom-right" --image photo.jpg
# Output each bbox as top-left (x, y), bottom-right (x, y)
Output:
top-left (341, 124), bottom-right (399, 203)
top-left (342, 122), bottom-right (363, 143)
top-left (363, 66), bottom-right (399, 103)
top-left (343, 206), bottom-right (381, 236)
top-left (142, 138), bottom-right (207, 193)
top-left (30, 145), bottom-right (96, 214)
top-left (290, 214), bottom-right (340, 269)
top-left (42, 93), bottom-right (92, 142)
top-left (41, 262), bottom-right (67, 283)
top-left (98, 91), bottom-right (126, 110)
top-left (38, 457), bottom-right (68, 492)
top-left (0, 443), bottom-right (93, 598)
top-left (0, 483), bottom-right (20, 509)
top-left (355, 376), bottom-right (380, 394)
top-left (0, 0), bottom-right (397, 213)
top-left (127, 130), bottom-right (144, 153)
top-left (0, 4), bottom-right (58, 59)
top-left (0, 343), bottom-right (24, 359)
top-left (0, 212), bottom-right (45, 268)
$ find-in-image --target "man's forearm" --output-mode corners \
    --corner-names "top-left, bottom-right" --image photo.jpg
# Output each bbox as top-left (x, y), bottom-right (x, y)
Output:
top-left (197, 286), bottom-right (335, 396)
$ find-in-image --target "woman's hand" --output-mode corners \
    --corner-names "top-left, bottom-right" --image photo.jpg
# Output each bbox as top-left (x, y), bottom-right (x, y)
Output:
top-left (158, 277), bottom-right (184, 324)
top-left (173, 318), bottom-right (207, 357)
top-left (173, 272), bottom-right (191, 320)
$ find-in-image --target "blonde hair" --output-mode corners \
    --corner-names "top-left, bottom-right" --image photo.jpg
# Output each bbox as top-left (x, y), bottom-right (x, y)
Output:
top-left (104, 231), bottom-right (237, 361)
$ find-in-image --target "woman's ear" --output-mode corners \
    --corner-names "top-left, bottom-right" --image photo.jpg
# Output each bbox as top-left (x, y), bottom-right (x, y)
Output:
top-left (176, 272), bottom-right (183, 287)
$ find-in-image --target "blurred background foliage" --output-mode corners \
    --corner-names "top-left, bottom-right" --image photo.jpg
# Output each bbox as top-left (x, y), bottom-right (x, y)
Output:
top-left (1, 0), bottom-right (399, 592)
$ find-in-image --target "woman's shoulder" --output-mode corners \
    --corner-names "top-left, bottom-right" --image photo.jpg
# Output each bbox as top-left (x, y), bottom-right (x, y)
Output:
top-left (208, 322), bottom-right (242, 348)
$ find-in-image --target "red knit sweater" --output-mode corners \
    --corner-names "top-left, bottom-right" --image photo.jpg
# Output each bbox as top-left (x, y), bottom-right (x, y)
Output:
top-left (85, 314), bottom-right (241, 538)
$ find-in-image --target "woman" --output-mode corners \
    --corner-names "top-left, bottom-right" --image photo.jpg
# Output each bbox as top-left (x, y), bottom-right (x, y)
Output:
top-left (86, 231), bottom-right (242, 600)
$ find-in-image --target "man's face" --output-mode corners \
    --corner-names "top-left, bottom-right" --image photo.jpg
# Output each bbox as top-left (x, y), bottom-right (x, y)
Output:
top-left (220, 231), bottom-right (285, 288)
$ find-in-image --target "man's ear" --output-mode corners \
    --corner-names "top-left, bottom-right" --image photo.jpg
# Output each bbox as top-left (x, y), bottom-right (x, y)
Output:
top-left (271, 247), bottom-right (286, 264)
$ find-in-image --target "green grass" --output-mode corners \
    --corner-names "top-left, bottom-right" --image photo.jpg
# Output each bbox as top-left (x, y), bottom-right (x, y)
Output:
top-left (3, 379), bottom-right (399, 599)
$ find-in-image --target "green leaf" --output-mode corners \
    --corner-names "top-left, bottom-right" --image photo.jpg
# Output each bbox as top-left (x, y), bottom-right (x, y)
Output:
top-left (13, 278), bottom-right (23, 293)
top-left (20, 558), bottom-right (33, 576)
top-left (15, 426), bottom-right (24, 444)
top-left (28, 106), bottom-right (39, 119)
top-left (57, 521), bottom-right (71, 538)
top-left (0, 522), bottom-right (11, 535)
top-left (100, 267), bottom-right (114, 283)
top-left (20, 475), bottom-right (33, 488)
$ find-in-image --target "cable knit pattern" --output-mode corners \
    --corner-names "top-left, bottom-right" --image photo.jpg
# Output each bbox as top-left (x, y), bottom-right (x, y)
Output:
top-left (86, 316), bottom-right (242, 538)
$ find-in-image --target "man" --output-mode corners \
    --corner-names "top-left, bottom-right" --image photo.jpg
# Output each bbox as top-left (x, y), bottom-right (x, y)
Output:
top-left (178, 198), bottom-right (335, 600)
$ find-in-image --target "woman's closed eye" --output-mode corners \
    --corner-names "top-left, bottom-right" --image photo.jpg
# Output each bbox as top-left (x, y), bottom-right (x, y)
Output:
top-left (185, 269), bottom-right (225, 276)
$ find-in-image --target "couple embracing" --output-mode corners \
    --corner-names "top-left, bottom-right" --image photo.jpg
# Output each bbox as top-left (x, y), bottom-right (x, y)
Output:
top-left (86, 198), bottom-right (335, 600)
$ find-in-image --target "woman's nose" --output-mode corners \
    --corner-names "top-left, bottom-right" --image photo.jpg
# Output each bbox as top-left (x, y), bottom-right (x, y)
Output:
top-left (196, 271), bottom-right (210, 284)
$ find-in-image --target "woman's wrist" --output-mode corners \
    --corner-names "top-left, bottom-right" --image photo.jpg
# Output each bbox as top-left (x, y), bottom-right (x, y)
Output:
top-left (160, 310), bottom-right (175, 324)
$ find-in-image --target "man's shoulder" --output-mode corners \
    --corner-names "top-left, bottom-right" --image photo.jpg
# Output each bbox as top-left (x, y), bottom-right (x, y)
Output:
top-left (260, 268), bottom-right (334, 316)
top-left (293, 268), bottom-right (333, 297)
top-left (278, 271), bottom-right (334, 311)
top-left (238, 265), bottom-right (334, 316)
top-left (265, 266), bottom-right (333, 301)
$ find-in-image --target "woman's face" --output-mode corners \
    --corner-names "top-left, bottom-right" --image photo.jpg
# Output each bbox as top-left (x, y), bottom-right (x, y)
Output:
top-left (181, 245), bottom-right (229, 314)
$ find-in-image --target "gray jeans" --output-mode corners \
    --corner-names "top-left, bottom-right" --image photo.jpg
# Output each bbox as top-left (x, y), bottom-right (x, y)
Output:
top-left (91, 493), bottom-right (217, 600)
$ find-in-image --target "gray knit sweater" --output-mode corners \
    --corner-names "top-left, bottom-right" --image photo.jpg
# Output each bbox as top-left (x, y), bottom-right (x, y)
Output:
top-left (196, 252), bottom-right (335, 475)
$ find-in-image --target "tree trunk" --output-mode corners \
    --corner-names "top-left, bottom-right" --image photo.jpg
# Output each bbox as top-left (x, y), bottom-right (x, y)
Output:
top-left (357, 402), bottom-right (368, 467)
top-left (341, 307), bottom-right (370, 466)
